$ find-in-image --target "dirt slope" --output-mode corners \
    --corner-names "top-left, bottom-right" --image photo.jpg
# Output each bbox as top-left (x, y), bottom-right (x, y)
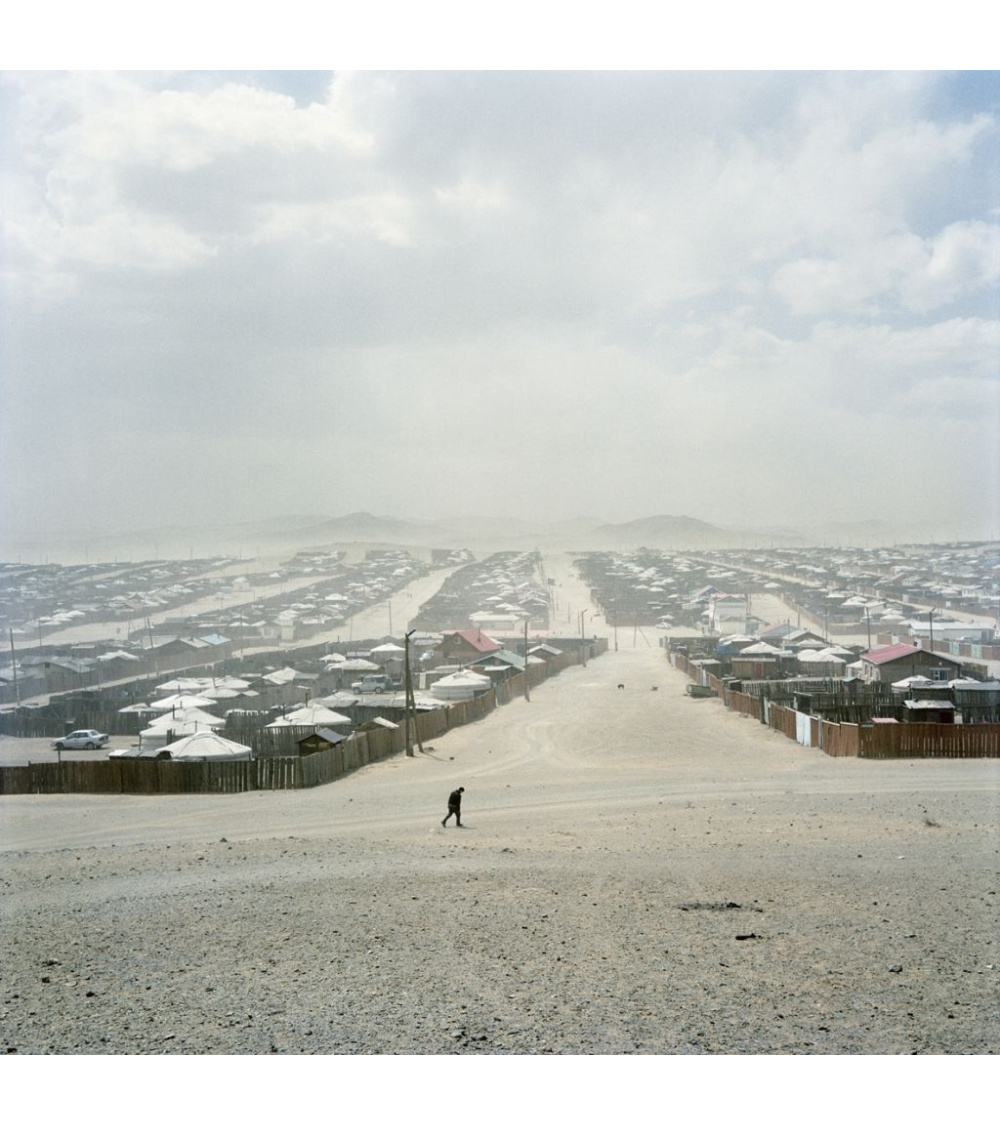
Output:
top-left (1, 645), bottom-right (997, 1055)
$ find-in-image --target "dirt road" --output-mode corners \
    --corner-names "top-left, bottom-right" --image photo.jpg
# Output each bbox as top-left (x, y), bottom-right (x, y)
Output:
top-left (1, 641), bottom-right (997, 1056)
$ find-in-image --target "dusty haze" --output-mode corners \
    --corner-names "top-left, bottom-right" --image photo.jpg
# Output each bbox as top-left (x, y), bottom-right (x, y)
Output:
top-left (2, 70), bottom-right (998, 553)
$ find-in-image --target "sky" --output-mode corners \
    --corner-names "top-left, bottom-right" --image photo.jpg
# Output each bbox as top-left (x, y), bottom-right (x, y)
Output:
top-left (2, 64), bottom-right (998, 548)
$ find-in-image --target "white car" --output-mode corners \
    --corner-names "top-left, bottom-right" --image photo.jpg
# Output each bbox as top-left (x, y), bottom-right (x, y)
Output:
top-left (52, 729), bottom-right (110, 750)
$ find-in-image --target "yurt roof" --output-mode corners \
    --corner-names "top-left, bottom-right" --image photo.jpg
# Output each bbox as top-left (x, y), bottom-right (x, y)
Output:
top-left (145, 707), bottom-right (225, 728)
top-left (160, 731), bottom-right (252, 760)
top-left (279, 704), bottom-right (353, 726)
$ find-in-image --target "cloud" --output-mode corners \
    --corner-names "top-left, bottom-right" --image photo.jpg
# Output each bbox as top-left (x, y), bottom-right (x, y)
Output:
top-left (773, 221), bottom-right (1000, 316)
top-left (900, 220), bottom-right (1000, 311)
top-left (0, 70), bottom-right (997, 543)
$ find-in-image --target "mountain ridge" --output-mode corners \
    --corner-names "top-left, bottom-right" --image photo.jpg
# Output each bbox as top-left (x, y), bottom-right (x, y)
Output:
top-left (3, 511), bottom-right (991, 564)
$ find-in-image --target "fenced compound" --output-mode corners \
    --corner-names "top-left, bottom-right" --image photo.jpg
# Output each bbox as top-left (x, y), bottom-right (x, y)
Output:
top-left (0, 756), bottom-right (302, 796)
top-left (0, 707), bottom-right (149, 740)
top-left (0, 641), bottom-right (606, 796)
top-left (669, 647), bottom-right (998, 759)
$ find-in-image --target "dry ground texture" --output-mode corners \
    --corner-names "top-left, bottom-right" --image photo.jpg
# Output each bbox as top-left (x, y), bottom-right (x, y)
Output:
top-left (1, 640), bottom-right (997, 1056)
top-left (1, 643), bottom-right (998, 1053)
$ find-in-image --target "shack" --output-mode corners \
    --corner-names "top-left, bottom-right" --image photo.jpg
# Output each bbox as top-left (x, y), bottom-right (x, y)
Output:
top-left (902, 699), bottom-right (955, 724)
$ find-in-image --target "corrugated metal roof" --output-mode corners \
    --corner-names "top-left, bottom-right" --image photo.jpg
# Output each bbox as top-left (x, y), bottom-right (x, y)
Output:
top-left (865, 643), bottom-right (962, 666)
top-left (863, 643), bottom-right (925, 665)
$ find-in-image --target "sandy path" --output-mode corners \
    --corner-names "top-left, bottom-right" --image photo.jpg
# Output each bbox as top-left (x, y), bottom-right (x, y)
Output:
top-left (1, 641), bottom-right (997, 1056)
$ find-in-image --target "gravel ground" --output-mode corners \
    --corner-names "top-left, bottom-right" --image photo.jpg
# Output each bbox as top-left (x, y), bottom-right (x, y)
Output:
top-left (1, 645), bottom-right (998, 1057)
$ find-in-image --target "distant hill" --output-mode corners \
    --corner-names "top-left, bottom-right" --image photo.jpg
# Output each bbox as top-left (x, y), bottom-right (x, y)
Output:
top-left (271, 511), bottom-right (435, 546)
top-left (590, 514), bottom-right (746, 549)
top-left (7, 509), bottom-right (991, 565)
top-left (263, 513), bottom-right (610, 553)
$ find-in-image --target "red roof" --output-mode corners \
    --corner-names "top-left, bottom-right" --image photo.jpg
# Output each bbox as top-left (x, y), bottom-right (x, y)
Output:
top-left (864, 642), bottom-right (963, 666)
top-left (445, 629), bottom-right (502, 654)
top-left (863, 643), bottom-right (922, 665)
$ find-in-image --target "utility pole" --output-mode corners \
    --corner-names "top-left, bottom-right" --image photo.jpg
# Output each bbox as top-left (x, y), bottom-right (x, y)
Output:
top-left (523, 617), bottom-right (530, 703)
top-left (9, 629), bottom-right (19, 706)
top-left (146, 617), bottom-right (158, 685)
top-left (864, 608), bottom-right (872, 652)
top-left (579, 610), bottom-right (588, 667)
top-left (928, 607), bottom-right (935, 654)
top-left (403, 628), bottom-right (423, 756)
top-left (404, 630), bottom-right (413, 756)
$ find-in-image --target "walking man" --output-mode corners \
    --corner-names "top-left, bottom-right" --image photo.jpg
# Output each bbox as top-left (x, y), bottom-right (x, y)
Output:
top-left (442, 786), bottom-right (465, 827)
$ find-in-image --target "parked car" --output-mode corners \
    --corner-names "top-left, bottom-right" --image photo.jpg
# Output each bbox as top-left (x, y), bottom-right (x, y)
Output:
top-left (351, 674), bottom-right (395, 694)
top-left (52, 729), bottom-right (110, 750)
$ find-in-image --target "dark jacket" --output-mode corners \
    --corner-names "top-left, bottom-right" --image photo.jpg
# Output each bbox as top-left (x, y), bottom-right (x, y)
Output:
top-left (447, 789), bottom-right (463, 809)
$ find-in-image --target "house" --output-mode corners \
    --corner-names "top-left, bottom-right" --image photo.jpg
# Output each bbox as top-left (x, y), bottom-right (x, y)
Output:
top-left (146, 634), bottom-right (232, 672)
top-left (297, 728), bottom-right (347, 755)
top-left (690, 585), bottom-right (722, 602)
top-left (951, 680), bottom-right (1000, 723)
top-left (19, 655), bottom-right (97, 693)
top-left (860, 643), bottom-right (965, 685)
top-left (902, 699), bottom-right (956, 724)
top-left (470, 648), bottom-right (529, 684)
top-left (784, 628), bottom-right (829, 647)
top-left (732, 654), bottom-right (781, 679)
top-left (708, 595), bottom-right (747, 634)
top-left (439, 629), bottom-right (502, 666)
top-left (758, 623), bottom-right (797, 645)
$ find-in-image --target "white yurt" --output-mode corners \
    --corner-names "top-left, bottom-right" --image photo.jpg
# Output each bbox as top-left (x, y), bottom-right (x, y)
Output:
top-left (155, 678), bottom-right (210, 693)
top-left (148, 692), bottom-right (219, 711)
top-left (430, 669), bottom-right (492, 702)
top-left (890, 675), bottom-right (936, 693)
top-left (338, 659), bottom-right (380, 673)
top-left (267, 704), bottom-right (353, 728)
top-left (137, 708), bottom-right (227, 750)
top-left (797, 648), bottom-right (846, 676)
top-left (111, 731), bottom-right (252, 761)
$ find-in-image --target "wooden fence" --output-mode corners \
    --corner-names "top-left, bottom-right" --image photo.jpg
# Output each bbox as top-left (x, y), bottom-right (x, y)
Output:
top-left (858, 723), bottom-right (999, 759)
top-left (0, 641), bottom-right (600, 795)
top-left (767, 703), bottom-right (799, 741)
top-left (0, 688), bottom-right (495, 796)
top-left (818, 719), bottom-right (862, 757)
top-left (726, 689), bottom-right (763, 721)
top-left (669, 646), bottom-right (999, 760)
top-left (0, 756), bottom-right (302, 796)
top-left (0, 708), bottom-right (149, 739)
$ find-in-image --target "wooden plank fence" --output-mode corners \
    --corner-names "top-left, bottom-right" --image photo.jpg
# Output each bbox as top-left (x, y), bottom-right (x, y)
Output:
top-left (858, 723), bottom-right (999, 759)
top-left (818, 719), bottom-right (861, 757)
top-left (768, 704), bottom-right (798, 741)
top-left (726, 689), bottom-right (763, 721)
top-left (668, 646), bottom-right (998, 759)
top-left (0, 639), bottom-right (601, 795)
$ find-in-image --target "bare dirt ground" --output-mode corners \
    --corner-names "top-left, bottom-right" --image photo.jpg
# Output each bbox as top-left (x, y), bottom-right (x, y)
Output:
top-left (1, 637), bottom-right (997, 1057)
